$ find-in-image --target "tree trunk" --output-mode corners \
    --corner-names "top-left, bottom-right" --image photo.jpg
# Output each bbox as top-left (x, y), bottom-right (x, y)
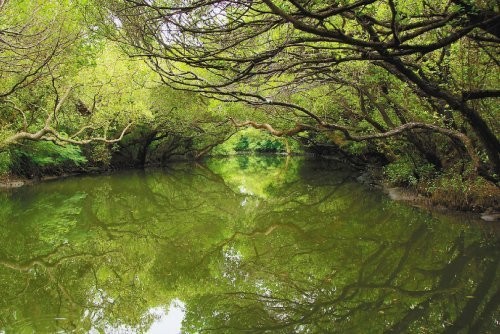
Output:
top-left (381, 59), bottom-right (500, 174)
top-left (136, 132), bottom-right (157, 167)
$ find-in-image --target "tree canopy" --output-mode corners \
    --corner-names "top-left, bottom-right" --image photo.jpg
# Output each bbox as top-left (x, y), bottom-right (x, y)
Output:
top-left (95, 0), bottom-right (499, 174)
top-left (0, 0), bottom-right (498, 208)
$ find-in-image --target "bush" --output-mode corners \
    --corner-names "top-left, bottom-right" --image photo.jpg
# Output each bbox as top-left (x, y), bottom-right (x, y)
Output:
top-left (253, 139), bottom-right (285, 153)
top-left (384, 156), bottom-right (435, 187)
top-left (10, 141), bottom-right (87, 176)
top-left (343, 141), bottom-right (368, 155)
top-left (0, 151), bottom-right (11, 176)
top-left (234, 136), bottom-right (250, 152)
top-left (88, 143), bottom-right (112, 167)
top-left (425, 174), bottom-right (499, 211)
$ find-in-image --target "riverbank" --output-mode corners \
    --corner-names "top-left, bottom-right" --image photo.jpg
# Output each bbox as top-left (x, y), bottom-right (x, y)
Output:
top-left (355, 165), bottom-right (499, 222)
top-left (1, 156), bottom-right (499, 222)
top-left (382, 186), bottom-right (499, 222)
top-left (0, 174), bottom-right (29, 189)
top-left (0, 166), bottom-right (104, 190)
top-left (0, 172), bottom-right (88, 189)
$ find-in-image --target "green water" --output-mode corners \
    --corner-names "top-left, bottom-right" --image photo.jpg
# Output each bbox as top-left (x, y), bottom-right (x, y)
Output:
top-left (0, 156), bottom-right (498, 333)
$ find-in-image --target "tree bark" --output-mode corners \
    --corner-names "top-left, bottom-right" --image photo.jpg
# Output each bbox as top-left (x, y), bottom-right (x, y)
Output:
top-left (379, 60), bottom-right (499, 173)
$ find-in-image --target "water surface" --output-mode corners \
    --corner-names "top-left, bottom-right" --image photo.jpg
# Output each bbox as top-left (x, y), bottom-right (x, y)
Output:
top-left (0, 156), bottom-right (498, 333)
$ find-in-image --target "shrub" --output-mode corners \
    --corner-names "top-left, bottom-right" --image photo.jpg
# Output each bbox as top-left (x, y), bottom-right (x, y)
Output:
top-left (343, 141), bottom-right (368, 155)
top-left (0, 151), bottom-right (11, 176)
top-left (384, 156), bottom-right (435, 187)
top-left (88, 143), bottom-right (112, 167)
top-left (384, 158), bottom-right (418, 186)
top-left (234, 136), bottom-right (250, 152)
top-left (253, 139), bottom-right (285, 153)
top-left (11, 141), bottom-right (87, 176)
top-left (425, 174), bottom-right (499, 211)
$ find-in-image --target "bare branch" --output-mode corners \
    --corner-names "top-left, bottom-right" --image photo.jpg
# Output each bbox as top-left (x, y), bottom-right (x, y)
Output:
top-left (45, 122), bottom-right (134, 145)
top-left (1, 123), bottom-right (133, 150)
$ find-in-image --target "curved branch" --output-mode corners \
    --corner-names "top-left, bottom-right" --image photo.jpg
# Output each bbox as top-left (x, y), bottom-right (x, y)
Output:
top-left (0, 123), bottom-right (133, 149)
top-left (231, 119), bottom-right (480, 171)
top-left (45, 122), bottom-right (134, 145)
top-left (230, 118), bottom-right (316, 137)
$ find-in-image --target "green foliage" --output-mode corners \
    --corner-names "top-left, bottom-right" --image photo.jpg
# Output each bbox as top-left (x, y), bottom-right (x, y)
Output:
top-left (88, 143), bottom-right (112, 167)
top-left (214, 128), bottom-right (298, 155)
top-left (234, 136), bottom-right (250, 152)
top-left (253, 138), bottom-right (285, 153)
top-left (343, 141), bottom-right (368, 155)
top-left (73, 43), bottom-right (154, 126)
top-left (384, 156), bottom-right (435, 186)
top-left (10, 142), bottom-right (87, 175)
top-left (384, 160), bottom-right (415, 186)
top-left (0, 151), bottom-right (11, 176)
top-left (424, 171), bottom-right (500, 211)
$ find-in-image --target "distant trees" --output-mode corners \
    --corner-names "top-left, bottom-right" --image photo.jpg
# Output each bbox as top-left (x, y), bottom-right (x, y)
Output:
top-left (99, 0), bottom-right (499, 177)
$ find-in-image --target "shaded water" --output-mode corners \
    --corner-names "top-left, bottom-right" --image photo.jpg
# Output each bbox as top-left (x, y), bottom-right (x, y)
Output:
top-left (0, 156), bottom-right (498, 333)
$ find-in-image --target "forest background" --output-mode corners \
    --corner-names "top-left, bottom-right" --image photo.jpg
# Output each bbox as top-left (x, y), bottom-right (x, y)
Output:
top-left (0, 0), bottom-right (498, 211)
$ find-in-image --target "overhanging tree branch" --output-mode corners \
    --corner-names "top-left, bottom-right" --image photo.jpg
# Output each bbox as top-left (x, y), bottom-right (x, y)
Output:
top-left (231, 119), bottom-right (480, 171)
top-left (462, 90), bottom-right (500, 101)
top-left (0, 86), bottom-right (133, 150)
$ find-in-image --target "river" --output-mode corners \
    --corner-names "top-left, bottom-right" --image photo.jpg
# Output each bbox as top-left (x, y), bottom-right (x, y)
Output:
top-left (0, 156), bottom-right (498, 333)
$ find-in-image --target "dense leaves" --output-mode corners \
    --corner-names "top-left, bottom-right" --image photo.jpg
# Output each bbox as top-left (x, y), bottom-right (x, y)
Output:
top-left (97, 0), bottom-right (498, 180)
top-left (0, 0), bottom-right (498, 208)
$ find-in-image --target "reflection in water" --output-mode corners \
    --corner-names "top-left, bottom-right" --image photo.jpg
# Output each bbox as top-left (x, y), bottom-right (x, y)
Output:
top-left (0, 156), bottom-right (498, 333)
